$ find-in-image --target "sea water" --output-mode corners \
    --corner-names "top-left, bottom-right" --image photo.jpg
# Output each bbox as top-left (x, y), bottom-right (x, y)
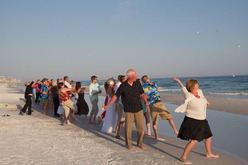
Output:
top-left (80, 75), bottom-right (248, 99)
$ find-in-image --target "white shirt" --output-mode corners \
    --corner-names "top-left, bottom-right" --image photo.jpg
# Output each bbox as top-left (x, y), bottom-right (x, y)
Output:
top-left (182, 87), bottom-right (207, 120)
top-left (64, 81), bottom-right (72, 89)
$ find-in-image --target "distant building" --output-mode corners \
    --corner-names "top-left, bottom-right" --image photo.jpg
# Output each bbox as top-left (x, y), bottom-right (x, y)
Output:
top-left (6, 77), bottom-right (14, 83)
top-left (0, 76), bottom-right (6, 83)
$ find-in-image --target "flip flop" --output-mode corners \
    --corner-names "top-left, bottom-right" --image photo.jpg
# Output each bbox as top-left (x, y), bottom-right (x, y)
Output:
top-left (115, 135), bottom-right (120, 139)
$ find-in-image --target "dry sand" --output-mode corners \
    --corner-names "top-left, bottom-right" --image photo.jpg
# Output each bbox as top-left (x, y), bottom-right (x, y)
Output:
top-left (1, 85), bottom-right (247, 165)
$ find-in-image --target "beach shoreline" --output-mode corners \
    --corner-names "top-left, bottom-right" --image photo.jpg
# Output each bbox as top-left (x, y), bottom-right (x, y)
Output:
top-left (1, 85), bottom-right (247, 164)
top-left (98, 91), bottom-right (248, 116)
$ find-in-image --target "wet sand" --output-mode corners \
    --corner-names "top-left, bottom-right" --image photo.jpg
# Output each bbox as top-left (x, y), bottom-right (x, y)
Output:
top-left (99, 91), bottom-right (248, 116)
top-left (1, 85), bottom-right (247, 165)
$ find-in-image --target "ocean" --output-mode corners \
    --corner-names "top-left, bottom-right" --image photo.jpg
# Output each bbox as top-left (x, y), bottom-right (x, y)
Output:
top-left (80, 75), bottom-right (248, 99)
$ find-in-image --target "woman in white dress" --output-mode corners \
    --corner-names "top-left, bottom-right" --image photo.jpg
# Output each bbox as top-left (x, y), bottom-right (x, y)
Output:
top-left (101, 78), bottom-right (117, 133)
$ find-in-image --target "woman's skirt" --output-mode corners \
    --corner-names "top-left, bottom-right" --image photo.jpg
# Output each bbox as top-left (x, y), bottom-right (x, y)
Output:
top-left (177, 116), bottom-right (213, 142)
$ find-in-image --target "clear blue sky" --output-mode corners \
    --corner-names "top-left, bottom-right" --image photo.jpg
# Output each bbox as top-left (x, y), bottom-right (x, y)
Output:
top-left (1, 0), bottom-right (247, 82)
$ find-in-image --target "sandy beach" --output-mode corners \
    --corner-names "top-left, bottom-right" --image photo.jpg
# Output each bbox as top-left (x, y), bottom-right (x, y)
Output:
top-left (1, 85), bottom-right (247, 165)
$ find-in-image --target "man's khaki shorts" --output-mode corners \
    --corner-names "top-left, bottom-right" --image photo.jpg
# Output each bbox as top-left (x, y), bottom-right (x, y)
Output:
top-left (43, 99), bottom-right (49, 106)
top-left (150, 101), bottom-right (171, 125)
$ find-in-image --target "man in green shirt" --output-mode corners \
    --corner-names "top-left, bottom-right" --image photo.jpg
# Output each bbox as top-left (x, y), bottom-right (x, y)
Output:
top-left (88, 75), bottom-right (101, 124)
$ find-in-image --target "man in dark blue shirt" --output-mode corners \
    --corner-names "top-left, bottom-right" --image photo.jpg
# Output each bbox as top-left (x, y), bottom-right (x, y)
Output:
top-left (102, 69), bottom-right (149, 150)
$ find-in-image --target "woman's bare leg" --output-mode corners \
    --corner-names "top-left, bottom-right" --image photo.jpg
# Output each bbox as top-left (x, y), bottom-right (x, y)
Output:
top-left (205, 137), bottom-right (219, 158)
top-left (180, 140), bottom-right (197, 163)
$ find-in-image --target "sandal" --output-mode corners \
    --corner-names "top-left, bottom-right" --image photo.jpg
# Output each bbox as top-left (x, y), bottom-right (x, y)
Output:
top-left (115, 135), bottom-right (120, 139)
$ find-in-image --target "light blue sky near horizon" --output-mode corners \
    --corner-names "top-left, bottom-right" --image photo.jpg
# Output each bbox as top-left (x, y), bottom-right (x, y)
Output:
top-left (0, 0), bottom-right (247, 82)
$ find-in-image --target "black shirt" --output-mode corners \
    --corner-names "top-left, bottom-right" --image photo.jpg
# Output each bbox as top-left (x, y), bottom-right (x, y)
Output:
top-left (25, 81), bottom-right (34, 98)
top-left (115, 80), bottom-right (144, 113)
top-left (51, 86), bottom-right (58, 99)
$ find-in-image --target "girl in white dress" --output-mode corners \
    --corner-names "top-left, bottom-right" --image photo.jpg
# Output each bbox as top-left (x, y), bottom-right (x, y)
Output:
top-left (101, 78), bottom-right (117, 133)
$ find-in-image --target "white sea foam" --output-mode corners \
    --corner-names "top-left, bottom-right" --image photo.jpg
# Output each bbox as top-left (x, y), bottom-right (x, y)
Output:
top-left (159, 88), bottom-right (181, 92)
top-left (205, 92), bottom-right (248, 96)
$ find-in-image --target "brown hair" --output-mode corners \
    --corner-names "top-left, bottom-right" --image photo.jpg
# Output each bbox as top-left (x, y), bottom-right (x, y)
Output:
top-left (58, 82), bottom-right (63, 89)
top-left (70, 80), bottom-right (74, 86)
top-left (107, 78), bottom-right (116, 88)
top-left (141, 75), bottom-right (148, 83)
top-left (76, 82), bottom-right (81, 91)
top-left (120, 76), bottom-right (126, 83)
top-left (24, 82), bottom-right (30, 86)
top-left (186, 79), bottom-right (198, 92)
top-left (91, 75), bottom-right (97, 81)
top-left (104, 81), bottom-right (108, 91)
top-left (64, 76), bottom-right (68, 81)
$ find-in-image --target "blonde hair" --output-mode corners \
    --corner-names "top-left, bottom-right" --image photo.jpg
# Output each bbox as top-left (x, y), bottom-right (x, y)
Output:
top-left (24, 82), bottom-right (30, 86)
top-left (107, 78), bottom-right (116, 88)
top-left (70, 80), bottom-right (75, 86)
top-left (186, 79), bottom-right (198, 92)
top-left (52, 80), bottom-right (57, 86)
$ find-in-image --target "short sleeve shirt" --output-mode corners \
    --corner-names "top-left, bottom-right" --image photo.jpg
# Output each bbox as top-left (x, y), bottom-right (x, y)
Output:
top-left (41, 84), bottom-right (49, 100)
top-left (89, 83), bottom-right (101, 102)
top-left (142, 81), bottom-right (160, 107)
top-left (115, 80), bottom-right (144, 113)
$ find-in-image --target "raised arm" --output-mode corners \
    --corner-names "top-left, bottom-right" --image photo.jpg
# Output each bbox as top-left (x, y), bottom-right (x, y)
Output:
top-left (30, 78), bottom-right (36, 85)
top-left (173, 77), bottom-right (184, 88)
top-left (64, 88), bottom-right (76, 92)
top-left (83, 86), bottom-right (90, 90)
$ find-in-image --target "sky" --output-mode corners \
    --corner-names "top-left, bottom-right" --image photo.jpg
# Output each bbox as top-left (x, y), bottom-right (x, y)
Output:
top-left (0, 0), bottom-right (247, 82)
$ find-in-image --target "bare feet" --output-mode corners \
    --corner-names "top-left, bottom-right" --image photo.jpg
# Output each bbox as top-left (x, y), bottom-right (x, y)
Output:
top-left (155, 137), bottom-right (165, 141)
top-left (84, 116), bottom-right (88, 120)
top-left (71, 114), bottom-right (77, 120)
top-left (139, 146), bottom-right (146, 149)
top-left (93, 121), bottom-right (97, 125)
top-left (97, 116), bottom-right (102, 125)
top-left (127, 147), bottom-right (135, 150)
top-left (88, 121), bottom-right (93, 124)
top-left (180, 157), bottom-right (192, 164)
top-left (145, 133), bottom-right (152, 136)
top-left (206, 154), bottom-right (219, 158)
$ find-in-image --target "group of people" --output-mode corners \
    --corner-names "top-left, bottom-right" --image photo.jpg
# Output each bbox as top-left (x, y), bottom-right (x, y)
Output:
top-left (20, 69), bottom-right (219, 163)
top-left (20, 76), bottom-right (89, 125)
